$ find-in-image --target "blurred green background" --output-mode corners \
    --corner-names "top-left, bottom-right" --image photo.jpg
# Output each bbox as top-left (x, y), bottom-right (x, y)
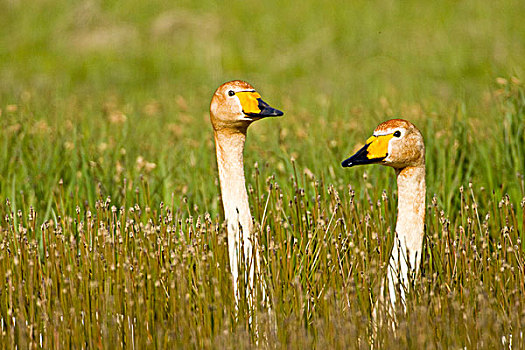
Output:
top-left (0, 0), bottom-right (523, 217)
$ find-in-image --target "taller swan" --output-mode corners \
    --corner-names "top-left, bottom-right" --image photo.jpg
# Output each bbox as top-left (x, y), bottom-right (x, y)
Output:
top-left (210, 80), bottom-right (283, 305)
top-left (342, 119), bottom-right (425, 309)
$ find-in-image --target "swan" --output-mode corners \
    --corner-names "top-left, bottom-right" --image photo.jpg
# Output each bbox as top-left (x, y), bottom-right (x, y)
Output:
top-left (210, 80), bottom-right (283, 306)
top-left (342, 118), bottom-right (426, 309)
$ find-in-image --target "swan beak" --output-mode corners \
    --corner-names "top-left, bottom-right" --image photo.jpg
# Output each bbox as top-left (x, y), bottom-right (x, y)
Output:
top-left (254, 98), bottom-right (284, 117)
top-left (237, 91), bottom-right (283, 119)
top-left (341, 134), bottom-right (394, 167)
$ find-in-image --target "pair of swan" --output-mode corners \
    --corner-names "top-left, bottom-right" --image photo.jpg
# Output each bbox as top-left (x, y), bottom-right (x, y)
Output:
top-left (210, 80), bottom-right (425, 311)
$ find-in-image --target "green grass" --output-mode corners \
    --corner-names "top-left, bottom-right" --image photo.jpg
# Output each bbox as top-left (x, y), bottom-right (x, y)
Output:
top-left (0, 0), bottom-right (524, 347)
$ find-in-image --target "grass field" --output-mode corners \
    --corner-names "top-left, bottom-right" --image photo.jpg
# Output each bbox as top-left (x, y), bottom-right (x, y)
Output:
top-left (0, 0), bottom-right (524, 348)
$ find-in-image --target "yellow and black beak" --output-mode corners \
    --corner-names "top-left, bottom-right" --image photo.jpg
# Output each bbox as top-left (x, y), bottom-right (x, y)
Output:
top-left (236, 90), bottom-right (283, 118)
top-left (341, 134), bottom-right (394, 167)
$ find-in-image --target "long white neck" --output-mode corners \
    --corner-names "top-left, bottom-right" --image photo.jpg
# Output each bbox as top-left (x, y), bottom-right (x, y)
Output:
top-left (214, 129), bottom-right (253, 236)
top-left (387, 164), bottom-right (426, 307)
top-left (214, 128), bottom-right (254, 300)
top-left (394, 164), bottom-right (426, 270)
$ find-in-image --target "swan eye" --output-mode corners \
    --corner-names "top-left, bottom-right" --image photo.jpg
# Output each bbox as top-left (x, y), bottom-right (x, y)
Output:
top-left (228, 90), bottom-right (235, 96)
top-left (393, 130), bottom-right (401, 138)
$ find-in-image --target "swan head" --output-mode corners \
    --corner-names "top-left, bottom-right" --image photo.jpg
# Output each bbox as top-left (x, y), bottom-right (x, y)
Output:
top-left (210, 80), bottom-right (283, 132)
top-left (342, 119), bottom-right (425, 169)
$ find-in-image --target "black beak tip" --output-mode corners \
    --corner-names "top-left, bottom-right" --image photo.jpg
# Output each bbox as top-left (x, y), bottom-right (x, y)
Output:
top-left (341, 159), bottom-right (353, 168)
top-left (274, 109), bottom-right (284, 116)
top-left (256, 98), bottom-right (283, 117)
top-left (261, 107), bottom-right (283, 117)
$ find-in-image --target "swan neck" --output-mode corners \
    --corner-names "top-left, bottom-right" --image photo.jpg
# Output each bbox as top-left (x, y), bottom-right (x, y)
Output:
top-left (394, 164), bottom-right (426, 268)
top-left (214, 129), bottom-right (253, 235)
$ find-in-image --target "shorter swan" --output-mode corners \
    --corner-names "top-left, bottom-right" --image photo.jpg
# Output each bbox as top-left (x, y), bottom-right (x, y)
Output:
top-left (342, 119), bottom-right (426, 309)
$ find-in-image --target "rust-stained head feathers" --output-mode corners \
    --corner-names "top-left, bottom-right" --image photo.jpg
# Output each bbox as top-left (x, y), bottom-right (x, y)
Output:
top-left (210, 80), bottom-right (283, 132)
top-left (342, 119), bottom-right (425, 169)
